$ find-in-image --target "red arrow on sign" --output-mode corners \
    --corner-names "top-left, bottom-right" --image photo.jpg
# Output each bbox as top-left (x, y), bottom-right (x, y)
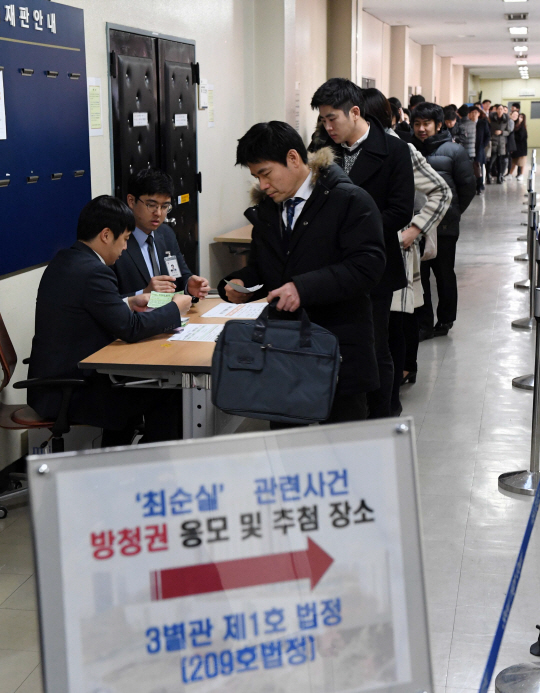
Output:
top-left (150, 537), bottom-right (333, 601)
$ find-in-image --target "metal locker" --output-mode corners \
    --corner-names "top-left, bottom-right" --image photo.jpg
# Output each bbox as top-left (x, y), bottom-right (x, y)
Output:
top-left (108, 27), bottom-right (199, 273)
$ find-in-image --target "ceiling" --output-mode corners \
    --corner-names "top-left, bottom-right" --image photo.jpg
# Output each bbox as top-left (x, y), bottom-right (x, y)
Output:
top-left (362, 0), bottom-right (539, 80)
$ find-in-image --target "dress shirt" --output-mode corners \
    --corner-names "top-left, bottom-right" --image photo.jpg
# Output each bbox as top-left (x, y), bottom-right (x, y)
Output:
top-left (133, 227), bottom-right (158, 279)
top-left (340, 124), bottom-right (370, 153)
top-left (281, 170), bottom-right (314, 230)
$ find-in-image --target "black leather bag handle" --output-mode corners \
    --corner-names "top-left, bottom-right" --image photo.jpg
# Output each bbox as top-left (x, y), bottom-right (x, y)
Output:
top-left (252, 298), bottom-right (312, 348)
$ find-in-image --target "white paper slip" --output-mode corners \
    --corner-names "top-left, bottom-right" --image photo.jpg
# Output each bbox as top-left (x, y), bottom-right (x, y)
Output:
top-left (201, 302), bottom-right (267, 319)
top-left (168, 323), bottom-right (224, 342)
top-left (224, 280), bottom-right (264, 294)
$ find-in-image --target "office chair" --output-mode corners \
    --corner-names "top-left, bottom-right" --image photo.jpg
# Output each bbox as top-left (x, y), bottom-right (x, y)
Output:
top-left (0, 311), bottom-right (84, 518)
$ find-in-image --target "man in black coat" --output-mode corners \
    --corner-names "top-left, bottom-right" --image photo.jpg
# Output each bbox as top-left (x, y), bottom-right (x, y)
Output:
top-left (218, 121), bottom-right (386, 423)
top-left (113, 168), bottom-right (210, 300)
top-left (410, 103), bottom-right (476, 338)
top-left (28, 196), bottom-right (192, 445)
top-left (310, 78), bottom-right (415, 418)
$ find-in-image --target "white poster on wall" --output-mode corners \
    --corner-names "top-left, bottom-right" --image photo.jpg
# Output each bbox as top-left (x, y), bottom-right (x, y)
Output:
top-left (0, 71), bottom-right (7, 140)
top-left (87, 77), bottom-right (103, 137)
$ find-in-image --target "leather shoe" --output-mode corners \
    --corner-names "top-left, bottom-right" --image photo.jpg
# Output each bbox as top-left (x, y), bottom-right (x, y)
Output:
top-left (433, 321), bottom-right (453, 337)
top-left (401, 371), bottom-right (417, 385)
top-left (419, 328), bottom-right (434, 342)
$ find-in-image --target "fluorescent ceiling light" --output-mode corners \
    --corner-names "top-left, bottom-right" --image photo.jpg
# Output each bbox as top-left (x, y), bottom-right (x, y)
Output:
top-left (517, 59), bottom-right (528, 64)
top-left (522, 75), bottom-right (530, 79)
top-left (509, 26), bottom-right (528, 34)
top-left (503, 0), bottom-right (528, 3)
top-left (514, 45), bottom-right (529, 50)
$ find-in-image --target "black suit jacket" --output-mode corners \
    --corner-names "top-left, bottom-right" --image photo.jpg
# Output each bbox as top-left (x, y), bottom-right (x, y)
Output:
top-left (310, 116), bottom-right (414, 295)
top-left (218, 155), bottom-right (386, 395)
top-left (28, 241), bottom-right (181, 426)
top-left (113, 224), bottom-right (193, 296)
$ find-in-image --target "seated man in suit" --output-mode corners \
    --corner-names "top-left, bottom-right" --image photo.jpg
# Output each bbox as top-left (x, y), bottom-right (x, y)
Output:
top-left (113, 167), bottom-right (210, 299)
top-left (28, 195), bottom-right (192, 446)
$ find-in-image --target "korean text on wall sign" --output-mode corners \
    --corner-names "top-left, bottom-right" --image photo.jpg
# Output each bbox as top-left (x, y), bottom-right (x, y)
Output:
top-left (2, 5), bottom-right (56, 33)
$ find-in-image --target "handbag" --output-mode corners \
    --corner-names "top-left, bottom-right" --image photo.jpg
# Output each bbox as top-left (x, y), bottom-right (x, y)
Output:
top-left (211, 301), bottom-right (341, 424)
top-left (420, 228), bottom-right (437, 262)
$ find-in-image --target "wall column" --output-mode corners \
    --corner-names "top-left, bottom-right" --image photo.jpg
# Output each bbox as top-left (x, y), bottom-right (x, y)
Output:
top-left (327, 0), bottom-right (360, 82)
top-left (389, 25), bottom-right (409, 105)
top-left (439, 56), bottom-right (453, 107)
top-left (420, 44), bottom-right (436, 102)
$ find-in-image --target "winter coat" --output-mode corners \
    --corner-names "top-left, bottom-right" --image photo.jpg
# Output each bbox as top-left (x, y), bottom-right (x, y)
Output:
top-left (458, 119), bottom-right (476, 159)
top-left (410, 130), bottom-right (476, 238)
top-left (513, 126), bottom-right (528, 159)
top-left (490, 114), bottom-right (511, 157)
top-left (217, 148), bottom-right (386, 395)
top-left (309, 115), bottom-right (414, 295)
top-left (475, 119), bottom-right (491, 165)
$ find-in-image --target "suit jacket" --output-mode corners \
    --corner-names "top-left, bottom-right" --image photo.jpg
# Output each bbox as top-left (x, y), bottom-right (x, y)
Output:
top-left (310, 116), bottom-right (414, 295)
top-left (218, 148), bottom-right (386, 395)
top-left (113, 223), bottom-right (193, 296)
top-left (28, 241), bottom-right (181, 425)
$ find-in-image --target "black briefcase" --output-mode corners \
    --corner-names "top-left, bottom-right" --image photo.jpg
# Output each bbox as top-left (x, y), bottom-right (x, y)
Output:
top-left (211, 302), bottom-right (341, 424)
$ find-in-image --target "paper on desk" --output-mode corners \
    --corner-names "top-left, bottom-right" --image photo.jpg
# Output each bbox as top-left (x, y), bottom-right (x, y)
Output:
top-left (224, 280), bottom-right (263, 294)
top-left (201, 302), bottom-right (266, 319)
top-left (168, 323), bottom-right (224, 342)
top-left (147, 291), bottom-right (184, 308)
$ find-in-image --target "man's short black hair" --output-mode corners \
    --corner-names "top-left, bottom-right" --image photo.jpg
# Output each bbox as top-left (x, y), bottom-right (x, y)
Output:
top-left (388, 97), bottom-right (402, 110)
top-left (411, 102), bottom-right (445, 126)
top-left (443, 107), bottom-right (458, 122)
top-left (469, 106), bottom-right (481, 114)
top-left (457, 104), bottom-right (469, 119)
top-left (482, 99), bottom-right (491, 105)
top-left (512, 102), bottom-right (521, 110)
top-left (127, 168), bottom-right (174, 200)
top-left (77, 195), bottom-right (135, 241)
top-left (409, 94), bottom-right (425, 109)
top-left (362, 88), bottom-right (392, 129)
top-left (310, 77), bottom-right (364, 116)
top-left (236, 121), bottom-right (308, 167)
top-left (446, 104), bottom-right (458, 111)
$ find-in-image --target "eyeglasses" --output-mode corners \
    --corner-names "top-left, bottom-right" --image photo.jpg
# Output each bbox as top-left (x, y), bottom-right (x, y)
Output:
top-left (136, 198), bottom-right (173, 214)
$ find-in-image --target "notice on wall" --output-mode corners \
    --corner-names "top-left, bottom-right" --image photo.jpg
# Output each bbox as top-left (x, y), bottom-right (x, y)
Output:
top-left (87, 78), bottom-right (103, 137)
top-left (295, 81), bottom-right (301, 132)
top-left (133, 112), bottom-right (149, 127)
top-left (198, 78), bottom-right (209, 109)
top-left (175, 113), bottom-right (188, 127)
top-left (207, 84), bottom-right (215, 128)
top-left (0, 71), bottom-right (7, 140)
top-left (29, 421), bottom-right (433, 692)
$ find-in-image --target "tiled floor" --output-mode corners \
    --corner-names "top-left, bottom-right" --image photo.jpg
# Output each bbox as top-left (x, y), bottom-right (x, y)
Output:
top-left (1, 177), bottom-right (540, 692)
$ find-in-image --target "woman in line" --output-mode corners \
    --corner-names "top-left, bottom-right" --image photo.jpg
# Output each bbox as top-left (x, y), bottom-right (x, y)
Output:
top-left (508, 113), bottom-right (528, 182)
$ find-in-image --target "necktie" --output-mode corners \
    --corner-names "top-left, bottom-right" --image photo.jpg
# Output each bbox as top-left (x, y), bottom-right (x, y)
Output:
top-left (146, 234), bottom-right (160, 277)
top-left (283, 197), bottom-right (304, 251)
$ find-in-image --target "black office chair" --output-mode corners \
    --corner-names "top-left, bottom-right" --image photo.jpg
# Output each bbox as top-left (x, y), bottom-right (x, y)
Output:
top-left (0, 311), bottom-right (84, 518)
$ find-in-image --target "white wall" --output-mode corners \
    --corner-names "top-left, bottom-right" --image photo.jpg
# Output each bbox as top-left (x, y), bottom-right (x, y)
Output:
top-left (361, 10), bottom-right (390, 95)
top-left (408, 39), bottom-right (422, 95)
top-left (434, 53), bottom-right (442, 103)
top-left (0, 0), bottom-right (328, 466)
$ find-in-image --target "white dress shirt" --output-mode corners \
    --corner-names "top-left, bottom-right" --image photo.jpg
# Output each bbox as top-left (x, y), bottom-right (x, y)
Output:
top-left (340, 124), bottom-right (370, 153)
top-left (281, 170), bottom-right (314, 230)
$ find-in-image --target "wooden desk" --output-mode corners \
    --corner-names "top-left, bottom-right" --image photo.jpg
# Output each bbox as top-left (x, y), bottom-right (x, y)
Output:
top-left (213, 225), bottom-right (252, 255)
top-left (80, 298), bottom-right (262, 439)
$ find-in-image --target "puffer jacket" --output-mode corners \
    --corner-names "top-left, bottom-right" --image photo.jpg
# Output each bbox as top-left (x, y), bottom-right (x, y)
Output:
top-left (410, 130), bottom-right (476, 238)
top-left (490, 114), bottom-right (511, 157)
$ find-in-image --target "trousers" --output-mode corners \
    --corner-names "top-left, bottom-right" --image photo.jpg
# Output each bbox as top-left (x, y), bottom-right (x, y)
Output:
top-left (417, 235), bottom-right (458, 329)
top-left (366, 290), bottom-right (394, 419)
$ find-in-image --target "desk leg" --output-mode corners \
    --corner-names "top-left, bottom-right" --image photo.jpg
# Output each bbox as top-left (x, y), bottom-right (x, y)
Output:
top-left (182, 374), bottom-right (243, 439)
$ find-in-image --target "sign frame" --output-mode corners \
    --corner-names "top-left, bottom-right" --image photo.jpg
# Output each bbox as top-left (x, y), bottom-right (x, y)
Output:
top-left (28, 417), bottom-right (433, 693)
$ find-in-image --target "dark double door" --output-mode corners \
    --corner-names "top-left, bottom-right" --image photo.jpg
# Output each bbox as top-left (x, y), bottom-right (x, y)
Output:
top-left (109, 29), bottom-right (199, 272)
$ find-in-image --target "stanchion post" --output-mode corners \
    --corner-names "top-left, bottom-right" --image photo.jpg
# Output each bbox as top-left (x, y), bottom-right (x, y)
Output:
top-left (512, 209), bottom-right (538, 330)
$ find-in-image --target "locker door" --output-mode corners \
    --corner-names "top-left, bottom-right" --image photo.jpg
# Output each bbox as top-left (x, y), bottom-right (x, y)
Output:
top-left (158, 39), bottom-right (199, 273)
top-left (109, 30), bottom-right (159, 202)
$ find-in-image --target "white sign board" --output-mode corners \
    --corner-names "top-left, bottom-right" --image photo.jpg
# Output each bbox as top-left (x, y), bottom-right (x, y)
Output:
top-left (175, 113), bottom-right (188, 127)
top-left (29, 419), bottom-right (432, 693)
top-left (133, 111), bottom-right (149, 127)
top-left (0, 70), bottom-right (7, 140)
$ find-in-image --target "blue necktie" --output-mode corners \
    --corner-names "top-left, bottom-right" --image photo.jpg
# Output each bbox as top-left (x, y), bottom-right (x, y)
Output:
top-left (283, 197), bottom-right (303, 251)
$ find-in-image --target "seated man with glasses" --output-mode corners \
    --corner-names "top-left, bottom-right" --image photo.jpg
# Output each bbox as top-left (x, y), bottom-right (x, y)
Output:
top-left (113, 168), bottom-right (210, 299)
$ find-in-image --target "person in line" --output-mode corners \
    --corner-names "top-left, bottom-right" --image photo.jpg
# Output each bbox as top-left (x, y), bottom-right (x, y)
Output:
top-left (489, 103), bottom-right (512, 184)
top-left (113, 168), bottom-right (209, 299)
top-left (409, 94), bottom-right (425, 110)
top-left (218, 121), bottom-right (386, 423)
top-left (481, 99), bottom-right (492, 115)
top-left (443, 108), bottom-right (461, 142)
top-left (410, 103), bottom-right (476, 340)
top-left (508, 113), bottom-right (528, 181)
top-left (511, 102), bottom-right (520, 115)
top-left (458, 107), bottom-right (477, 161)
top-left (27, 196), bottom-right (192, 446)
top-left (504, 110), bottom-right (518, 179)
top-left (310, 78), bottom-right (415, 418)
top-left (471, 106), bottom-right (491, 194)
top-left (389, 97), bottom-right (411, 134)
top-left (361, 88), bottom-right (451, 412)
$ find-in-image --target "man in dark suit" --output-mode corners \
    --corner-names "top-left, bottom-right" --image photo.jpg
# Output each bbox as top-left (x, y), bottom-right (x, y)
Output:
top-left (218, 121), bottom-right (385, 423)
top-left (113, 168), bottom-right (210, 299)
top-left (28, 195), bottom-right (192, 446)
top-left (310, 78), bottom-right (415, 418)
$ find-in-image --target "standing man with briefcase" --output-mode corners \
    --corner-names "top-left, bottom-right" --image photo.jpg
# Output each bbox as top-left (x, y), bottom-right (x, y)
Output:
top-left (217, 121), bottom-right (386, 423)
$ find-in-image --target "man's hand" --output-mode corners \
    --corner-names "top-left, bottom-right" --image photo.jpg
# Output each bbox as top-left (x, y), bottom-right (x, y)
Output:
top-left (143, 275), bottom-right (176, 293)
top-left (128, 293), bottom-right (151, 312)
top-left (187, 275), bottom-right (210, 299)
top-left (224, 278), bottom-right (249, 304)
top-left (495, 130), bottom-right (502, 136)
top-left (172, 294), bottom-right (193, 315)
top-left (400, 224), bottom-right (422, 249)
top-left (267, 282), bottom-right (300, 312)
